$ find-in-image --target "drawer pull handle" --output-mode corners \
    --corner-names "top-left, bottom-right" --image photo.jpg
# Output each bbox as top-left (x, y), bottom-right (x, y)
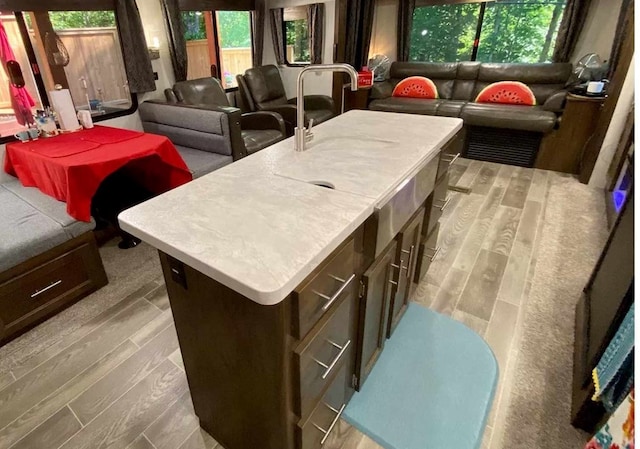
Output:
top-left (402, 246), bottom-right (415, 279)
top-left (442, 153), bottom-right (460, 166)
top-left (314, 339), bottom-right (351, 380)
top-left (31, 280), bottom-right (62, 298)
top-left (313, 402), bottom-right (347, 445)
top-left (314, 273), bottom-right (356, 312)
top-left (433, 196), bottom-right (451, 212)
top-left (389, 279), bottom-right (398, 286)
top-left (427, 247), bottom-right (441, 262)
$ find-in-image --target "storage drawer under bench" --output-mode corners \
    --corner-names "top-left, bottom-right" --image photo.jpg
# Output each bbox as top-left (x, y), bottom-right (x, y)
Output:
top-left (0, 233), bottom-right (107, 344)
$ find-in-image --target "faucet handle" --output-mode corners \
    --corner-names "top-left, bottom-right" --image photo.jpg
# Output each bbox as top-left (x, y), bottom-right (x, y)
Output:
top-left (307, 118), bottom-right (314, 134)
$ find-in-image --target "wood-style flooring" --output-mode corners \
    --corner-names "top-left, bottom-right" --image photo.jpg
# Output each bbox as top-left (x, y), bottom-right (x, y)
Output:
top-left (0, 158), bottom-right (552, 449)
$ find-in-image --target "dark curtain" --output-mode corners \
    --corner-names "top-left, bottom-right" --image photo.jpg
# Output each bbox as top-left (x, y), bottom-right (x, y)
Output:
top-left (269, 8), bottom-right (285, 65)
top-left (397, 0), bottom-right (416, 62)
top-left (160, 0), bottom-right (188, 82)
top-left (607, 0), bottom-right (633, 78)
top-left (307, 3), bottom-right (325, 64)
top-left (252, 0), bottom-right (265, 66)
top-left (344, 0), bottom-right (375, 69)
top-left (552, 0), bottom-right (593, 62)
top-left (114, 0), bottom-right (156, 93)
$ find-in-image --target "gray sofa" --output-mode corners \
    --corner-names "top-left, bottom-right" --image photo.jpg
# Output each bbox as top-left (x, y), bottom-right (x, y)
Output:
top-left (138, 101), bottom-right (242, 178)
top-left (0, 178), bottom-right (96, 272)
top-left (369, 62), bottom-right (573, 134)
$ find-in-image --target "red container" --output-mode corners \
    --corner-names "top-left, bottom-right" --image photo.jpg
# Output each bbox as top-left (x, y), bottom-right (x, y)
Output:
top-left (358, 70), bottom-right (373, 88)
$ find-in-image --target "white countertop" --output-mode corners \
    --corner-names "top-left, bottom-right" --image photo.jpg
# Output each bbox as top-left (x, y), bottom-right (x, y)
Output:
top-left (119, 110), bottom-right (462, 305)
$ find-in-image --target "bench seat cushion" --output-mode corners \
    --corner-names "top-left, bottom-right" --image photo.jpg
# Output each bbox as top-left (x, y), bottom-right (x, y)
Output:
top-left (174, 145), bottom-right (233, 178)
top-left (460, 103), bottom-right (557, 133)
top-left (0, 187), bottom-right (70, 272)
top-left (369, 98), bottom-right (443, 115)
top-left (2, 179), bottom-right (95, 239)
top-left (241, 129), bottom-right (283, 155)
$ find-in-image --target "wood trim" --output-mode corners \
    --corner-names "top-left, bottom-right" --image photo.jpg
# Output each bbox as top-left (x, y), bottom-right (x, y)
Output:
top-left (579, 2), bottom-right (634, 183)
top-left (0, 0), bottom-right (115, 11)
top-left (606, 105), bottom-right (634, 191)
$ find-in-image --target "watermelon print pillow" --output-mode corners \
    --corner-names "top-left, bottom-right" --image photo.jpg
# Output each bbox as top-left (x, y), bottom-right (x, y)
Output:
top-left (392, 76), bottom-right (439, 99)
top-left (475, 81), bottom-right (536, 106)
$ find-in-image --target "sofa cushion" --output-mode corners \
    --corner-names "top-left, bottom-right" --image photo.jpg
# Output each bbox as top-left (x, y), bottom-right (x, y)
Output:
top-left (369, 98), bottom-right (442, 115)
top-left (392, 77), bottom-right (439, 99)
top-left (243, 65), bottom-right (289, 107)
top-left (306, 108), bottom-right (335, 125)
top-left (474, 62), bottom-right (572, 104)
top-left (173, 77), bottom-right (230, 106)
top-left (241, 130), bottom-right (283, 155)
top-left (0, 186), bottom-right (69, 272)
top-left (452, 62), bottom-right (481, 101)
top-left (436, 100), bottom-right (467, 118)
top-left (2, 179), bottom-right (94, 239)
top-left (460, 103), bottom-right (557, 133)
top-left (475, 81), bottom-right (537, 106)
top-left (142, 122), bottom-right (232, 157)
top-left (139, 101), bottom-right (228, 137)
top-left (390, 62), bottom-right (457, 99)
top-left (173, 145), bottom-right (232, 178)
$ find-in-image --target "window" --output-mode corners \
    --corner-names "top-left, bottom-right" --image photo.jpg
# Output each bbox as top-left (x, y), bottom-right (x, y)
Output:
top-left (216, 11), bottom-right (253, 88)
top-left (284, 7), bottom-right (310, 65)
top-left (411, 3), bottom-right (482, 62)
top-left (410, 0), bottom-right (566, 63)
top-left (0, 9), bottom-right (136, 140)
top-left (182, 10), bottom-right (254, 89)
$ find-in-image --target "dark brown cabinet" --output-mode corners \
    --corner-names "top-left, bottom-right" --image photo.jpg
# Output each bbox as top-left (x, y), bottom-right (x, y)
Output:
top-left (355, 240), bottom-right (397, 390)
top-left (0, 233), bottom-right (107, 346)
top-left (387, 208), bottom-right (424, 338)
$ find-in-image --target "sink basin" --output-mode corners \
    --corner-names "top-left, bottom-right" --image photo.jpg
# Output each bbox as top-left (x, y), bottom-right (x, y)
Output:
top-left (308, 180), bottom-right (335, 189)
top-left (274, 135), bottom-right (422, 200)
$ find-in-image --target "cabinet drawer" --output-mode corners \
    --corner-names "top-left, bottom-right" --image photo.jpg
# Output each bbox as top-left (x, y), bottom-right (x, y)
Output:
top-left (0, 244), bottom-right (91, 329)
top-left (427, 174), bottom-right (450, 235)
top-left (436, 131), bottom-right (464, 181)
top-left (292, 238), bottom-right (356, 340)
top-left (415, 222), bottom-right (440, 284)
top-left (297, 362), bottom-right (351, 449)
top-left (294, 292), bottom-right (354, 419)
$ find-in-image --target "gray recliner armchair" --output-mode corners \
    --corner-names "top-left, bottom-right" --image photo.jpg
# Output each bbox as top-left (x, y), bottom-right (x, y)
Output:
top-left (236, 65), bottom-right (336, 135)
top-left (166, 77), bottom-right (286, 156)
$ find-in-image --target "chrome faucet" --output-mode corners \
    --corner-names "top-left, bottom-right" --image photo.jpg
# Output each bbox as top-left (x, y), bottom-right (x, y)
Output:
top-left (294, 63), bottom-right (359, 152)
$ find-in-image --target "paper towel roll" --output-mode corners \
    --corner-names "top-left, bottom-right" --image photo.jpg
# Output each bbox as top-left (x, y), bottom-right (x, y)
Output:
top-left (49, 89), bottom-right (80, 131)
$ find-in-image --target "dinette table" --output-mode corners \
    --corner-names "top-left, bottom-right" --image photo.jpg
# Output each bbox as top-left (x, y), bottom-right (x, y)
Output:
top-left (4, 125), bottom-right (192, 246)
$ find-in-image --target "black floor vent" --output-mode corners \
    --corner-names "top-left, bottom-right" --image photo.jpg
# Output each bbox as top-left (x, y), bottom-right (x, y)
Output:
top-left (464, 126), bottom-right (542, 167)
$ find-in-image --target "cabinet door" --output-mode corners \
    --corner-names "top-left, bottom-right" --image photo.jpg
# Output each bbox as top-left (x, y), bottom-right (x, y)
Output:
top-left (355, 240), bottom-right (397, 390)
top-left (387, 208), bottom-right (424, 338)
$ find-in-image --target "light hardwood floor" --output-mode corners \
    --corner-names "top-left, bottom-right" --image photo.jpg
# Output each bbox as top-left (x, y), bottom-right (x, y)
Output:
top-left (0, 158), bottom-right (552, 449)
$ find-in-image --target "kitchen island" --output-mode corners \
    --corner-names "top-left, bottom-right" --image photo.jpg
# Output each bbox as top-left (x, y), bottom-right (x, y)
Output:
top-left (119, 110), bottom-right (463, 449)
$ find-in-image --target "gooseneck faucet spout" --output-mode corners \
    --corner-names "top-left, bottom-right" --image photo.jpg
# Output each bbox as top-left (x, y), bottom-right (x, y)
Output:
top-left (295, 63), bottom-right (359, 152)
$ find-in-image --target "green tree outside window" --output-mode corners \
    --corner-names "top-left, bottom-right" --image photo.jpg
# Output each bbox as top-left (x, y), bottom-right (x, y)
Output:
top-left (410, 0), bottom-right (566, 63)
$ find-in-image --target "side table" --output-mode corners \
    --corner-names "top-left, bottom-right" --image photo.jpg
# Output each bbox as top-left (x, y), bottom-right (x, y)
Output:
top-left (536, 93), bottom-right (605, 174)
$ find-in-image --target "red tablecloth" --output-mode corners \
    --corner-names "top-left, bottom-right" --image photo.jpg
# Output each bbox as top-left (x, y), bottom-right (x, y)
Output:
top-left (4, 125), bottom-right (192, 222)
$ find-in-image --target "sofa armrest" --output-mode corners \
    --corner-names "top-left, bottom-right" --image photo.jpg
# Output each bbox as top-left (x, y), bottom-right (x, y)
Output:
top-left (288, 95), bottom-right (335, 112)
top-left (164, 88), bottom-right (178, 103)
top-left (241, 111), bottom-right (286, 135)
top-left (259, 104), bottom-right (301, 135)
top-left (370, 81), bottom-right (394, 100)
top-left (147, 101), bottom-right (247, 161)
top-left (542, 90), bottom-right (568, 113)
